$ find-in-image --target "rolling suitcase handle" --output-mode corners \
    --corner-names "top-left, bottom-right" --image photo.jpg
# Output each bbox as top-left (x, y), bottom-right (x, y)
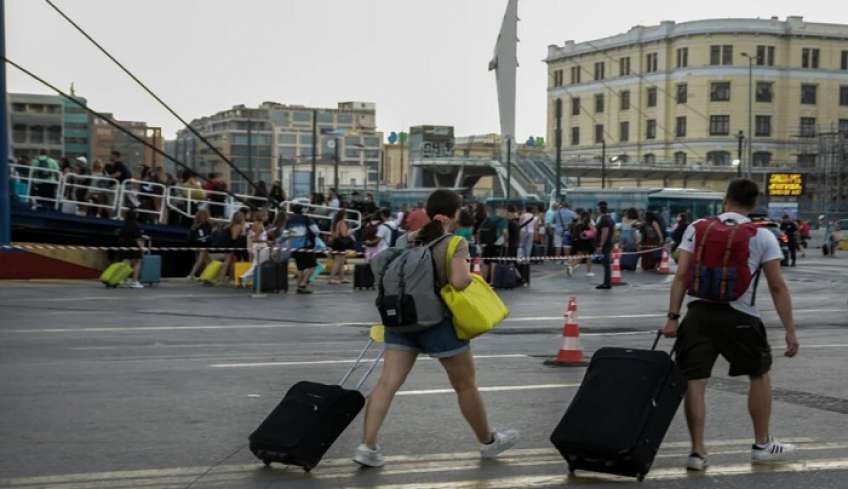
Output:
top-left (652, 330), bottom-right (678, 357)
top-left (337, 338), bottom-right (385, 390)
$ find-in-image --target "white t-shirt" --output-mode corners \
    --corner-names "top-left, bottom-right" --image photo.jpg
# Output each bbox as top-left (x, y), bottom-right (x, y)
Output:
top-left (365, 221), bottom-right (393, 260)
top-left (678, 212), bottom-right (783, 318)
top-left (518, 212), bottom-right (537, 237)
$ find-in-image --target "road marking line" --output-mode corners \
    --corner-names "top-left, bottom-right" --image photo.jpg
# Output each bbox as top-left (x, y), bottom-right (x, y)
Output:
top-left (0, 438), bottom-right (820, 487)
top-left (804, 344), bottom-right (848, 348)
top-left (209, 354), bottom-right (529, 368)
top-left (396, 383), bottom-right (580, 396)
top-left (504, 308), bottom-right (848, 323)
top-left (344, 458), bottom-right (848, 489)
top-left (2, 323), bottom-right (337, 334)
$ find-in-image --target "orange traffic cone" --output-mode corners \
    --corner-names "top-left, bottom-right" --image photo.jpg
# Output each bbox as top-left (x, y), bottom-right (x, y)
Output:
top-left (471, 256), bottom-right (482, 275)
top-left (545, 297), bottom-right (588, 367)
top-left (657, 246), bottom-right (673, 275)
top-left (611, 245), bottom-right (627, 286)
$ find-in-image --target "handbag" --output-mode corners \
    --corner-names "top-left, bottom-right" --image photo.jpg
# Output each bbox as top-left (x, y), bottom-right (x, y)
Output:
top-left (440, 236), bottom-right (509, 340)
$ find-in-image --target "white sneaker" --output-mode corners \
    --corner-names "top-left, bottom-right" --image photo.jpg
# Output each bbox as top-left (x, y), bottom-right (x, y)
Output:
top-left (353, 444), bottom-right (385, 468)
top-left (480, 430), bottom-right (520, 459)
top-left (585, 272), bottom-right (595, 277)
top-left (686, 452), bottom-right (708, 471)
top-left (751, 438), bottom-right (799, 464)
top-left (566, 265), bottom-right (574, 277)
top-left (127, 281), bottom-right (144, 289)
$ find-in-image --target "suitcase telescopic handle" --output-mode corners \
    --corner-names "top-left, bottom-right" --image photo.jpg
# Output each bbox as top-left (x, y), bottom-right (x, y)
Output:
top-left (337, 338), bottom-right (385, 390)
top-left (653, 330), bottom-right (677, 357)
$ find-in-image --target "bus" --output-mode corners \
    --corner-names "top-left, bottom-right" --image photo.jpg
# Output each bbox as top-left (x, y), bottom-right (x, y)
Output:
top-left (553, 188), bottom-right (723, 221)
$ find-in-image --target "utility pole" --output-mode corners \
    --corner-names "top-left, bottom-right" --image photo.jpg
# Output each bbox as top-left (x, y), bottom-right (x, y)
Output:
top-left (506, 137), bottom-right (512, 199)
top-left (747, 56), bottom-right (754, 179)
top-left (736, 130), bottom-right (744, 178)
top-left (601, 138), bottom-right (606, 189)
top-left (310, 108), bottom-right (318, 194)
top-left (247, 119), bottom-right (253, 184)
top-left (554, 98), bottom-right (563, 203)
top-left (0, 0), bottom-right (10, 245)
top-left (399, 136), bottom-right (405, 188)
top-left (333, 137), bottom-right (340, 192)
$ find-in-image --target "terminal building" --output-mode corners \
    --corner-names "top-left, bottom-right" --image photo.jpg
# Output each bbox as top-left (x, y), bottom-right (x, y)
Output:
top-left (545, 16), bottom-right (848, 217)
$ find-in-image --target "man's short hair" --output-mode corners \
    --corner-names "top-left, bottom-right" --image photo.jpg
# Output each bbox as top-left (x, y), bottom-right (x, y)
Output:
top-left (725, 179), bottom-right (759, 210)
top-left (111, 150), bottom-right (121, 158)
top-left (597, 201), bottom-right (608, 213)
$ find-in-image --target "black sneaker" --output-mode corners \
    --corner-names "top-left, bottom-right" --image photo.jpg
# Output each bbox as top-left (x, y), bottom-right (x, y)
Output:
top-left (595, 284), bottom-right (612, 290)
top-left (296, 287), bottom-right (313, 295)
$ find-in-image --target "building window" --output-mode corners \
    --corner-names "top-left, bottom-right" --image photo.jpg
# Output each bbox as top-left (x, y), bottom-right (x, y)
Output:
top-left (801, 84), bottom-right (817, 105)
top-left (337, 113), bottom-right (353, 125)
top-left (570, 66), bottom-right (581, 84)
top-left (711, 45), bottom-right (733, 65)
top-left (12, 124), bottom-right (26, 143)
top-left (840, 86), bottom-right (848, 106)
top-left (646, 87), bottom-right (658, 107)
top-left (594, 62), bottom-right (605, 80)
top-left (29, 125), bottom-right (44, 144)
top-left (553, 69), bottom-right (564, 87)
top-left (675, 117), bottom-right (687, 138)
top-left (752, 152), bottom-right (772, 167)
top-left (756, 45), bottom-right (775, 66)
top-left (646, 119), bottom-right (657, 140)
top-left (643, 154), bottom-right (656, 165)
top-left (676, 83), bottom-right (688, 104)
top-left (676, 47), bottom-right (688, 68)
top-left (278, 134), bottom-right (297, 145)
top-left (756, 82), bottom-right (774, 103)
top-left (595, 93), bottom-right (605, 113)
top-left (646, 53), bottom-right (658, 73)
top-left (571, 127), bottom-right (580, 146)
top-left (619, 121), bottom-right (630, 142)
top-left (292, 111), bottom-right (312, 123)
top-left (842, 51), bottom-right (848, 70)
top-left (802, 48), bottom-right (820, 69)
top-left (674, 151), bottom-right (687, 166)
top-left (755, 115), bottom-right (772, 137)
top-left (709, 115), bottom-right (730, 136)
top-left (840, 119), bottom-right (848, 136)
top-left (710, 82), bottom-right (731, 102)
top-left (594, 124), bottom-right (605, 144)
top-left (797, 154), bottom-right (817, 168)
top-left (707, 151), bottom-right (731, 166)
top-left (800, 117), bottom-right (817, 138)
top-left (620, 90), bottom-right (631, 110)
top-left (619, 57), bottom-right (631, 76)
top-left (571, 97), bottom-right (581, 116)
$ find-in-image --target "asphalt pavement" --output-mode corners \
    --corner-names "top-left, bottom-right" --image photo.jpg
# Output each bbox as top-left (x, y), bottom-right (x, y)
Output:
top-left (1, 248), bottom-right (846, 489)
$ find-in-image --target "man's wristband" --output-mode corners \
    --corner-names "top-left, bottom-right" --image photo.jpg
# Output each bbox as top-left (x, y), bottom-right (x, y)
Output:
top-left (667, 312), bottom-right (681, 321)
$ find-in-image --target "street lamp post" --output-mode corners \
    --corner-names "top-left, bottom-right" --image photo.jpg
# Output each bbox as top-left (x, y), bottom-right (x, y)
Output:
top-left (736, 130), bottom-right (745, 177)
top-left (554, 98), bottom-right (563, 203)
top-left (333, 137), bottom-right (340, 191)
top-left (310, 108), bottom-right (318, 194)
top-left (601, 138), bottom-right (606, 189)
top-left (506, 137), bottom-right (512, 199)
top-left (741, 52), bottom-right (754, 179)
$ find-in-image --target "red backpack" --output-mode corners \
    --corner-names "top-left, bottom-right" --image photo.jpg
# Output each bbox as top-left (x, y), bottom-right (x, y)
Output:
top-left (687, 218), bottom-right (759, 303)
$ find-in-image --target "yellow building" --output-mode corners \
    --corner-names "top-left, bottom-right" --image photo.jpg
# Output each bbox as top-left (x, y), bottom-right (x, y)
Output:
top-left (545, 16), bottom-right (848, 172)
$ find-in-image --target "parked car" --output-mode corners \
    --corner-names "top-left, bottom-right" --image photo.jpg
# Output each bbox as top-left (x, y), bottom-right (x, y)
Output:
top-left (751, 217), bottom-right (790, 266)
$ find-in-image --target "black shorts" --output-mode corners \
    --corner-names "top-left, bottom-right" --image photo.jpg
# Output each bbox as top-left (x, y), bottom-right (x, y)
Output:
top-left (674, 301), bottom-right (772, 380)
top-left (482, 245), bottom-right (503, 259)
top-left (293, 251), bottom-right (317, 271)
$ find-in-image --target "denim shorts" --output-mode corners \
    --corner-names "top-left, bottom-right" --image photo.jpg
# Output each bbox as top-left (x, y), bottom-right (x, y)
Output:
top-left (384, 316), bottom-right (470, 358)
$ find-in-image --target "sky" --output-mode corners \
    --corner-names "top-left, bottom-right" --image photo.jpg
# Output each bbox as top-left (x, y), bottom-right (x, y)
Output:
top-left (7, 0), bottom-right (848, 141)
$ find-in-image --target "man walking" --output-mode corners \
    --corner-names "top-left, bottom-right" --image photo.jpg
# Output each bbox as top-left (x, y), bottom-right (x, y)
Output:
top-left (779, 215), bottom-right (799, 267)
top-left (662, 179), bottom-right (800, 471)
top-left (594, 201), bottom-right (615, 289)
top-left (553, 202), bottom-right (578, 271)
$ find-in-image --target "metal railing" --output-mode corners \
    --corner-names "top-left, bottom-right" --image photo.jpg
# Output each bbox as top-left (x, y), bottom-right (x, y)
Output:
top-left (57, 173), bottom-right (122, 216)
top-left (119, 179), bottom-right (167, 223)
top-left (10, 163), bottom-right (63, 208)
top-left (10, 164), bottom-right (361, 231)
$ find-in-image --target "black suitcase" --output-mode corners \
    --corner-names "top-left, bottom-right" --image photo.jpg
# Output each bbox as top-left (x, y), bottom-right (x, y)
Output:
top-left (492, 262), bottom-right (519, 289)
top-left (550, 332), bottom-right (686, 482)
top-left (354, 263), bottom-right (375, 290)
top-left (255, 261), bottom-right (288, 293)
top-left (249, 338), bottom-right (383, 471)
top-left (517, 262), bottom-right (531, 287)
top-left (531, 244), bottom-right (546, 264)
top-left (619, 250), bottom-right (639, 271)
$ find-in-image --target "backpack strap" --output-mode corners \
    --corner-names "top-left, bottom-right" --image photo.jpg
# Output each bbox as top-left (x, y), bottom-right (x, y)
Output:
top-left (750, 267), bottom-right (762, 306)
top-left (692, 219), bottom-right (719, 295)
top-left (718, 224), bottom-right (742, 300)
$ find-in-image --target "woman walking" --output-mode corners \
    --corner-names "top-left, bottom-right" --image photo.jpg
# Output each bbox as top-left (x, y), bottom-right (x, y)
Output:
top-left (353, 189), bottom-right (519, 468)
top-left (328, 209), bottom-right (353, 284)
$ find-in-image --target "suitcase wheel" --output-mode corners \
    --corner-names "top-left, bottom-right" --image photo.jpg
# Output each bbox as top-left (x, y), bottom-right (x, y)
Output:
top-left (637, 474), bottom-right (645, 482)
top-left (262, 459), bottom-right (272, 467)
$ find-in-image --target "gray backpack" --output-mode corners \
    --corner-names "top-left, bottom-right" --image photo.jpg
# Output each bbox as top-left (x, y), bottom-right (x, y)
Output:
top-left (371, 234), bottom-right (452, 333)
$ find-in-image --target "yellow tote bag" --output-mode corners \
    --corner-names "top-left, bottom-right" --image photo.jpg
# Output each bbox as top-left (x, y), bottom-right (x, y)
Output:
top-left (440, 236), bottom-right (509, 340)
